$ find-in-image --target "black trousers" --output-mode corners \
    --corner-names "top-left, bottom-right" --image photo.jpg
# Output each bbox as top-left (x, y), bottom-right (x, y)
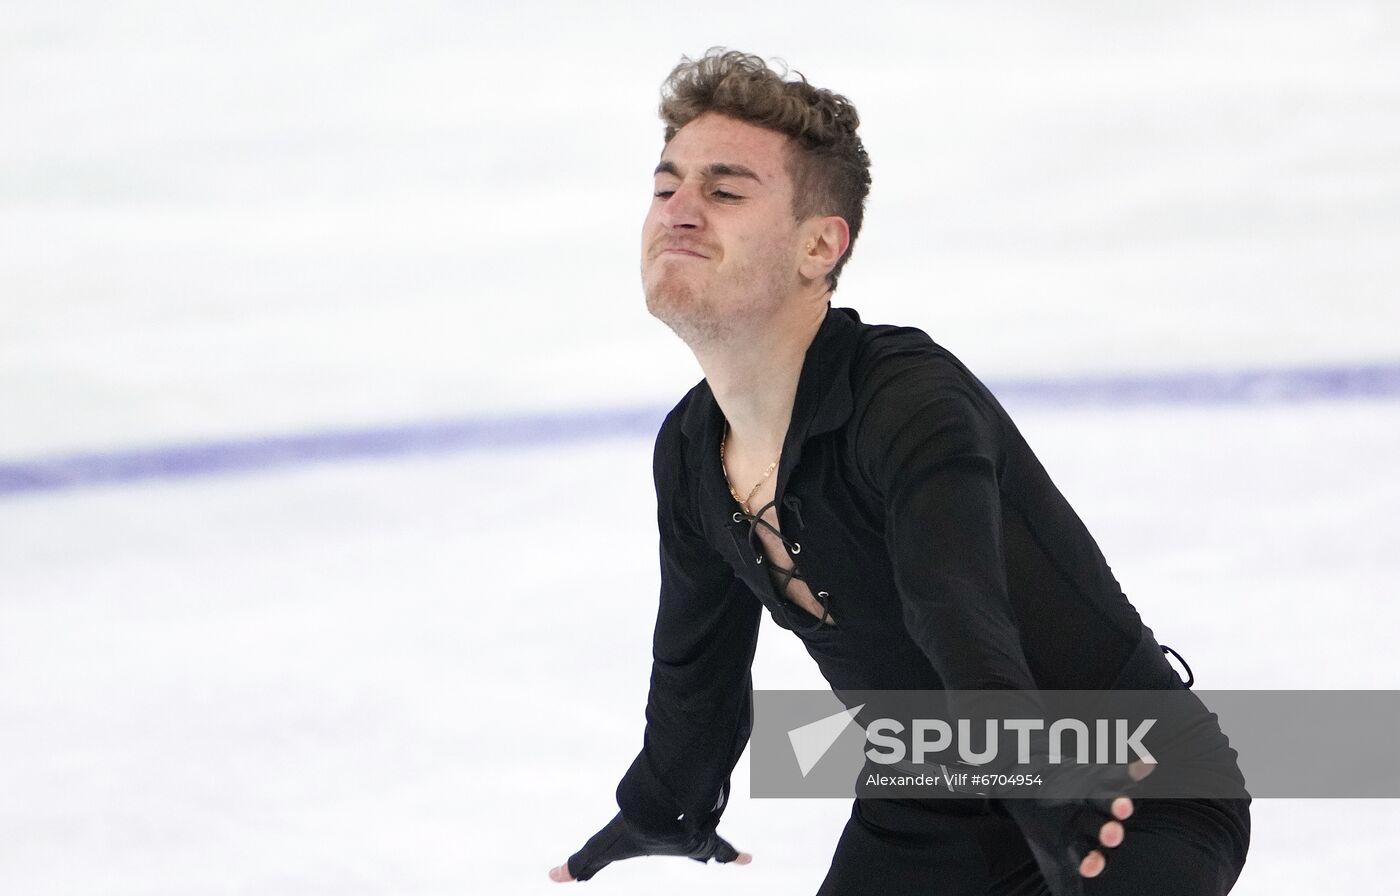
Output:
top-left (818, 629), bottom-right (1251, 895)
top-left (815, 793), bottom-right (1251, 895)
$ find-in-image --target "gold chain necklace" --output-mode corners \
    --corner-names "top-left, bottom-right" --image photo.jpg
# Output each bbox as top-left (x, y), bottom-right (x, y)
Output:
top-left (720, 424), bottom-right (780, 513)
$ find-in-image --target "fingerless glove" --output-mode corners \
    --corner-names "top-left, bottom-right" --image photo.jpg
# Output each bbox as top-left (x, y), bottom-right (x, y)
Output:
top-left (566, 811), bottom-right (741, 882)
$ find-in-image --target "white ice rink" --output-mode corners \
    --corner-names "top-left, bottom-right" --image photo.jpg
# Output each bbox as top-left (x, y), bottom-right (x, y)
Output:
top-left (3, 3), bottom-right (1399, 894)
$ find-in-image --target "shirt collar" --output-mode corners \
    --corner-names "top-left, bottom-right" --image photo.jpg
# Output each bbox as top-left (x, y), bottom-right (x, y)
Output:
top-left (679, 304), bottom-right (862, 462)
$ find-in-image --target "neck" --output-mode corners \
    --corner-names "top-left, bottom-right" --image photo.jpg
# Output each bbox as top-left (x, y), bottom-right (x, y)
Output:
top-left (690, 299), bottom-right (830, 457)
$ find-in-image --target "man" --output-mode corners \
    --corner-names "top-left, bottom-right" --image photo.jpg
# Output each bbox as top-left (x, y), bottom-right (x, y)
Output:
top-left (549, 49), bottom-right (1250, 894)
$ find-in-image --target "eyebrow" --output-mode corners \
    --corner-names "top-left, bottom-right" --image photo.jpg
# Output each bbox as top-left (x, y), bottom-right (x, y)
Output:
top-left (653, 160), bottom-right (763, 184)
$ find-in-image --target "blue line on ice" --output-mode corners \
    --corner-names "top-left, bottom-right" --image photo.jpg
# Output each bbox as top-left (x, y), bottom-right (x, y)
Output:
top-left (4, 361), bottom-right (1398, 496)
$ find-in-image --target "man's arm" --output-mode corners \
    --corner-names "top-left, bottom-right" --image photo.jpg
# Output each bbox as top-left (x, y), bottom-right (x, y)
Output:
top-left (855, 360), bottom-right (1145, 893)
top-left (551, 419), bottom-right (762, 882)
top-left (856, 368), bottom-right (1033, 691)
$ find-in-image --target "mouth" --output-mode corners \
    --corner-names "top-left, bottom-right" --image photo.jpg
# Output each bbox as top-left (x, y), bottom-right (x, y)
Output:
top-left (655, 245), bottom-right (708, 259)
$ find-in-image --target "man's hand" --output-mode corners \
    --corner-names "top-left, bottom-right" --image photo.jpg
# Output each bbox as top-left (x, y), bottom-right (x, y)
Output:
top-left (1077, 793), bottom-right (1134, 878)
top-left (548, 811), bottom-right (752, 883)
top-left (1007, 759), bottom-right (1155, 896)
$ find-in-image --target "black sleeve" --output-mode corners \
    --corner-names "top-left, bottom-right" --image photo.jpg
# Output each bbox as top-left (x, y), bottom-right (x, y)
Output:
top-left (856, 361), bottom-right (1142, 896)
top-left (856, 363), bottom-right (1037, 691)
top-left (612, 421), bottom-right (763, 843)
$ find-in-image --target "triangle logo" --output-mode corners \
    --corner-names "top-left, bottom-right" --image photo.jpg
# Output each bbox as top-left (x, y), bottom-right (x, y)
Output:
top-left (787, 703), bottom-right (865, 777)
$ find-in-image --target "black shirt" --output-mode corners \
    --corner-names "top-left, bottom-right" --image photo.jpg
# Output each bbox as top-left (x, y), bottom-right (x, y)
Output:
top-left (615, 304), bottom-right (1153, 838)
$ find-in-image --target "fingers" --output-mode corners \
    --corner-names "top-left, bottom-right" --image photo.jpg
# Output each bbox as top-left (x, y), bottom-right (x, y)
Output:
top-left (1098, 819), bottom-right (1123, 848)
top-left (1079, 849), bottom-right (1106, 878)
top-left (735, 852), bottom-right (753, 865)
top-left (548, 863), bottom-right (575, 883)
top-left (1078, 809), bottom-right (1129, 878)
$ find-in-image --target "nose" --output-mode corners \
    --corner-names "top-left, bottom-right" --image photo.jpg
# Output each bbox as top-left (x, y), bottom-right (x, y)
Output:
top-left (657, 181), bottom-right (703, 230)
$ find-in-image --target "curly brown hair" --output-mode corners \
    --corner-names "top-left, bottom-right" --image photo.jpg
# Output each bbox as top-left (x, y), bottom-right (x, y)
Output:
top-left (658, 48), bottom-right (872, 292)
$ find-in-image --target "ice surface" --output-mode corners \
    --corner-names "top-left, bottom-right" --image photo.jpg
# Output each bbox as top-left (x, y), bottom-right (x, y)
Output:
top-left (2, 2), bottom-right (1398, 893)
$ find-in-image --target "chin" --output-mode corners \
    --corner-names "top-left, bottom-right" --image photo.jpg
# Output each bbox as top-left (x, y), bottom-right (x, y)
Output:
top-left (644, 281), bottom-right (727, 345)
top-left (644, 270), bottom-right (694, 318)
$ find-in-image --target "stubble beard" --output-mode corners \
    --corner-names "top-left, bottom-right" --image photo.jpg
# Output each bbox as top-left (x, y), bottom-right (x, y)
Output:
top-left (642, 241), bottom-right (795, 351)
top-left (644, 272), bottom-right (732, 347)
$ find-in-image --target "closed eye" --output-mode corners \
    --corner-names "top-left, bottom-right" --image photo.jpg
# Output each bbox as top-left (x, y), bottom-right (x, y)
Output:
top-left (653, 189), bottom-right (742, 201)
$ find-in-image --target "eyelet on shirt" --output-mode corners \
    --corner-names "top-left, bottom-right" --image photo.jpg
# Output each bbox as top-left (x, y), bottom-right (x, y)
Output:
top-left (789, 542), bottom-right (802, 555)
top-left (783, 589), bottom-right (838, 634)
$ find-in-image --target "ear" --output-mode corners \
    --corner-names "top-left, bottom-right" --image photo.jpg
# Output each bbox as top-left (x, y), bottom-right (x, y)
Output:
top-left (799, 215), bottom-right (852, 285)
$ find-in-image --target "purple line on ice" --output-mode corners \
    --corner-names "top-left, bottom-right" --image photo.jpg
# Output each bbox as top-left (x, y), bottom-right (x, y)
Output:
top-left (989, 362), bottom-right (1400, 406)
top-left (3, 362), bottom-right (1399, 496)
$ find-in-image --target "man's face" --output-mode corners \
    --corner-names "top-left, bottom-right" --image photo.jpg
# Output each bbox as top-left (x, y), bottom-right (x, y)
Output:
top-left (641, 112), bottom-right (805, 345)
